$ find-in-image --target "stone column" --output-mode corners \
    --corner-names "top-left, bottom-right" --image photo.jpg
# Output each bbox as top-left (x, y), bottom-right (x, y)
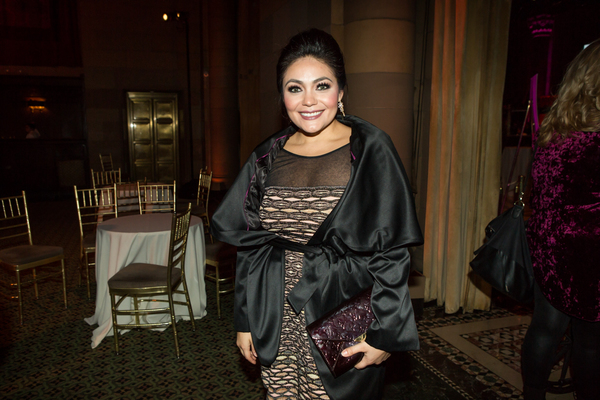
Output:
top-left (207, 0), bottom-right (240, 189)
top-left (343, 0), bottom-right (416, 172)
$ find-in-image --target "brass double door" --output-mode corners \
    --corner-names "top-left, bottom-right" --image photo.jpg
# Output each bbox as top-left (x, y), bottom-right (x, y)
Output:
top-left (126, 92), bottom-right (179, 183)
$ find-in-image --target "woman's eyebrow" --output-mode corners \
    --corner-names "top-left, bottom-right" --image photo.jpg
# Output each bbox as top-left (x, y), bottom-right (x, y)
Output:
top-left (284, 76), bottom-right (333, 86)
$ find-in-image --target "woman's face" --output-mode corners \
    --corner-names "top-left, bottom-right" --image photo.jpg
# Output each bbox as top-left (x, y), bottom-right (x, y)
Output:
top-left (282, 57), bottom-right (343, 135)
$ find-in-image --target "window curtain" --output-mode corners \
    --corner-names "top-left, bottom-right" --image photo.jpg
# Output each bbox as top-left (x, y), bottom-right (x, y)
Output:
top-left (422, 0), bottom-right (511, 313)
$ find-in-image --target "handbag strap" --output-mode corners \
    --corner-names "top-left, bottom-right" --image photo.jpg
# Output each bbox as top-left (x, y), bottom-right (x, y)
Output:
top-left (499, 100), bottom-right (531, 215)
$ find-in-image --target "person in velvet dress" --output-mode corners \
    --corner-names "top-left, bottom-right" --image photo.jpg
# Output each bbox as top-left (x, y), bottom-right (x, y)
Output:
top-left (522, 39), bottom-right (600, 400)
top-left (211, 29), bottom-right (423, 400)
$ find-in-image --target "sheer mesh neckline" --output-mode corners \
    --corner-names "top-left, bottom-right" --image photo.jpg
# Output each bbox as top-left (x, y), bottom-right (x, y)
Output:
top-left (265, 142), bottom-right (351, 188)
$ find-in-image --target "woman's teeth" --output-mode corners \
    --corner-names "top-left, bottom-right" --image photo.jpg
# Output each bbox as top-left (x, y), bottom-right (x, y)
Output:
top-left (301, 111), bottom-right (322, 117)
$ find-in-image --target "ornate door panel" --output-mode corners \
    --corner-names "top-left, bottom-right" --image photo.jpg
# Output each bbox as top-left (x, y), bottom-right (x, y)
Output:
top-left (126, 92), bottom-right (179, 182)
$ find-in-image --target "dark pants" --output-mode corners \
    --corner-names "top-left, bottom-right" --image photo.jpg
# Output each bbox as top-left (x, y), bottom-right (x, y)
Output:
top-left (521, 283), bottom-right (600, 399)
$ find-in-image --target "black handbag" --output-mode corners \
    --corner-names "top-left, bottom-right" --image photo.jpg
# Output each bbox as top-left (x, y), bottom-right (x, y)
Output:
top-left (471, 99), bottom-right (535, 303)
top-left (470, 203), bottom-right (534, 303)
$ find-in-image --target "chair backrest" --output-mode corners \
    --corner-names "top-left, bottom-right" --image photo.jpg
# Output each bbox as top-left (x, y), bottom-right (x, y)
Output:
top-left (200, 214), bottom-right (214, 245)
top-left (99, 153), bottom-right (114, 171)
top-left (74, 185), bottom-right (119, 239)
top-left (0, 191), bottom-right (33, 247)
top-left (137, 181), bottom-right (176, 214)
top-left (115, 182), bottom-right (141, 215)
top-left (92, 168), bottom-right (122, 188)
top-left (167, 203), bottom-right (192, 286)
top-left (196, 167), bottom-right (213, 214)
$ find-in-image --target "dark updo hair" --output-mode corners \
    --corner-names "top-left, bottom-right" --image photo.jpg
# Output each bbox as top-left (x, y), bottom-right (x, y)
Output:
top-left (276, 28), bottom-right (346, 95)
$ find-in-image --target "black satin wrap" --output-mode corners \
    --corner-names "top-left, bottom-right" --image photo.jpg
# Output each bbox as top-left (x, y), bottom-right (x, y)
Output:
top-left (210, 115), bottom-right (424, 400)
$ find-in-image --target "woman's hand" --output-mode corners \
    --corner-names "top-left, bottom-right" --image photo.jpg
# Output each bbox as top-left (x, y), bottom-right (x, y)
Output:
top-left (237, 331), bottom-right (258, 364)
top-left (341, 341), bottom-right (390, 369)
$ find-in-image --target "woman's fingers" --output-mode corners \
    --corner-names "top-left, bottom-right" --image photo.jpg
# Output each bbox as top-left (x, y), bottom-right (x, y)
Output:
top-left (342, 342), bottom-right (391, 370)
top-left (236, 331), bottom-right (258, 364)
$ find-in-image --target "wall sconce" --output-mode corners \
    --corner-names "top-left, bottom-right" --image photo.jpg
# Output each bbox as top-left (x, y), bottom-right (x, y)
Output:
top-left (163, 12), bottom-right (188, 22)
top-left (27, 98), bottom-right (46, 111)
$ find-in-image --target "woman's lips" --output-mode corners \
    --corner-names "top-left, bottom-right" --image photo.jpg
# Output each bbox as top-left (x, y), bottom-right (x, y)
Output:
top-left (299, 110), bottom-right (324, 120)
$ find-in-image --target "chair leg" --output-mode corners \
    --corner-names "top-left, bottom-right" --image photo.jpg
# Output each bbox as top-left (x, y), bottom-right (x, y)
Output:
top-left (215, 265), bottom-right (221, 319)
top-left (78, 249), bottom-right (84, 287)
top-left (133, 295), bottom-right (140, 325)
top-left (32, 267), bottom-right (39, 299)
top-left (110, 294), bottom-right (120, 355)
top-left (16, 270), bottom-right (23, 326)
top-left (84, 251), bottom-right (92, 300)
top-left (61, 259), bottom-right (68, 309)
top-left (181, 278), bottom-right (196, 331)
top-left (215, 263), bottom-right (221, 319)
top-left (168, 294), bottom-right (180, 358)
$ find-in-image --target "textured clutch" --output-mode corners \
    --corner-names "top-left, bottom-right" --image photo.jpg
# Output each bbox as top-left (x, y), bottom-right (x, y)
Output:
top-left (306, 286), bottom-right (375, 377)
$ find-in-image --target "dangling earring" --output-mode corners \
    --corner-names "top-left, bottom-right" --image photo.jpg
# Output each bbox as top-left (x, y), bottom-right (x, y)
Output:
top-left (338, 101), bottom-right (346, 117)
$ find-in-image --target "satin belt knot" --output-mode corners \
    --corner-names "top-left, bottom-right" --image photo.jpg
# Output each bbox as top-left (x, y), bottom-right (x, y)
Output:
top-left (271, 237), bottom-right (347, 314)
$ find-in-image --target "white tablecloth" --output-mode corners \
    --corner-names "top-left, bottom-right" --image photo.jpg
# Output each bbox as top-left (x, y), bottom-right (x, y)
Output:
top-left (85, 213), bottom-right (207, 348)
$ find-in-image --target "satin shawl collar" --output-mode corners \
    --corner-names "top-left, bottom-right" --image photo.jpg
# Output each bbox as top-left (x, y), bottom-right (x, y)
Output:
top-left (224, 115), bottom-right (423, 252)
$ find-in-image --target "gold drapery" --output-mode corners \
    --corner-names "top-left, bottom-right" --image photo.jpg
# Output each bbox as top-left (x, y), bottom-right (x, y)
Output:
top-left (423, 0), bottom-right (512, 313)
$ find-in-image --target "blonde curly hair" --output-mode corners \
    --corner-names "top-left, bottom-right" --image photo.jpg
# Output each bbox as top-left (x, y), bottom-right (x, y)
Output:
top-left (538, 38), bottom-right (600, 147)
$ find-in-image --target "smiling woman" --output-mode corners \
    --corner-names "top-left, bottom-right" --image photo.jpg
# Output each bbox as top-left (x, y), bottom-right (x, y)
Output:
top-left (211, 29), bottom-right (423, 400)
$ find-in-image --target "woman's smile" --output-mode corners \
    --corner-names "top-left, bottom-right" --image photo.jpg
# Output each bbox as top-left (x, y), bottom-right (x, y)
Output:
top-left (299, 110), bottom-right (324, 119)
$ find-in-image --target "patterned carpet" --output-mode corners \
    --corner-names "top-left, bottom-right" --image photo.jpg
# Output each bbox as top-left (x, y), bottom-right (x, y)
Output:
top-left (0, 198), bottom-right (558, 400)
top-left (417, 308), bottom-right (526, 399)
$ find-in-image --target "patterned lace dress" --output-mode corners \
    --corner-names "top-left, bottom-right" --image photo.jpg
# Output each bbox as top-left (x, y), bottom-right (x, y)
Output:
top-left (259, 143), bottom-right (351, 399)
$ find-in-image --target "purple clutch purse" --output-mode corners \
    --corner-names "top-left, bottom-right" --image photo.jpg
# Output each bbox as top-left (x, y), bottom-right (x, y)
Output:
top-left (306, 286), bottom-right (375, 377)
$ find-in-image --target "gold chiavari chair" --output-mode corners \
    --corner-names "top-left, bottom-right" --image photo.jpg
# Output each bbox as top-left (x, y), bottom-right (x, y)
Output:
top-left (203, 226), bottom-right (236, 318)
top-left (99, 153), bottom-right (114, 171)
top-left (91, 168), bottom-right (122, 188)
top-left (137, 181), bottom-right (176, 214)
top-left (115, 182), bottom-right (141, 216)
top-left (74, 184), bottom-right (118, 299)
top-left (192, 167), bottom-right (212, 229)
top-left (108, 204), bottom-right (195, 357)
top-left (0, 191), bottom-right (67, 325)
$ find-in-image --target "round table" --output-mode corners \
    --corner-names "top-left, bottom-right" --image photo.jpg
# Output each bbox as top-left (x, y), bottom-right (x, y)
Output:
top-left (85, 213), bottom-right (207, 348)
